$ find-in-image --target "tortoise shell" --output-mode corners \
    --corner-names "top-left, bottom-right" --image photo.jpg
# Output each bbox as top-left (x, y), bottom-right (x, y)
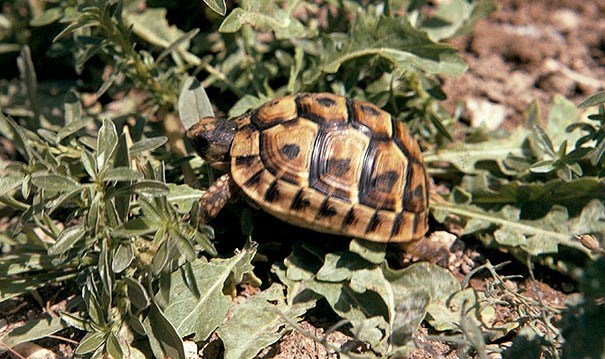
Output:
top-left (225, 92), bottom-right (429, 243)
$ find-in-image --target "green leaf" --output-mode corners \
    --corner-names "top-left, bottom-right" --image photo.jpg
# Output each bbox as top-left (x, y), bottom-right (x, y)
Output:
top-left (74, 331), bottom-right (106, 355)
top-left (579, 91), bottom-right (605, 108)
top-left (166, 184), bottom-right (203, 212)
top-left (219, 1), bottom-right (309, 39)
top-left (306, 280), bottom-right (382, 328)
top-left (0, 175), bottom-right (23, 196)
top-left (432, 199), bottom-right (605, 256)
top-left (60, 312), bottom-right (89, 331)
top-left (421, 0), bottom-right (496, 41)
top-left (228, 94), bottom-right (271, 118)
top-left (81, 150), bottom-right (97, 178)
top-left (0, 253), bottom-right (51, 276)
top-left (0, 317), bottom-right (66, 353)
top-left (57, 119), bottom-right (89, 143)
top-left (204, 0), bottom-right (227, 16)
top-left (102, 167), bottom-right (144, 182)
top-left (126, 8), bottom-right (184, 48)
top-left (112, 217), bottom-right (159, 238)
top-left (171, 228), bottom-right (196, 261)
top-left (112, 241), bottom-right (134, 273)
top-left (240, 209), bottom-right (254, 236)
top-left (129, 137), bottom-right (168, 155)
top-left (178, 77), bottom-right (214, 131)
top-left (63, 91), bottom-right (81, 123)
top-left (17, 46), bottom-right (39, 124)
top-left (48, 224), bottom-right (86, 255)
top-left (123, 276), bottom-right (150, 310)
top-left (97, 119), bottom-right (118, 172)
top-left (30, 7), bottom-right (63, 26)
top-left (320, 15), bottom-right (466, 76)
top-left (468, 175), bottom-right (605, 209)
top-left (31, 174), bottom-right (81, 193)
top-left (0, 271), bottom-right (78, 302)
top-left (315, 252), bottom-right (372, 282)
top-left (125, 7), bottom-right (200, 64)
top-left (0, 113), bottom-right (31, 161)
top-left (547, 95), bottom-right (581, 152)
top-left (423, 126), bottom-right (529, 173)
top-left (349, 239), bottom-right (387, 264)
top-left (144, 301), bottom-right (185, 359)
top-left (384, 262), bottom-right (459, 340)
top-left (106, 332), bottom-right (123, 359)
top-left (530, 160), bottom-right (557, 174)
top-left (217, 284), bottom-right (312, 359)
top-left (129, 180), bottom-right (170, 197)
top-left (161, 247), bottom-right (257, 341)
top-left (83, 279), bottom-right (106, 327)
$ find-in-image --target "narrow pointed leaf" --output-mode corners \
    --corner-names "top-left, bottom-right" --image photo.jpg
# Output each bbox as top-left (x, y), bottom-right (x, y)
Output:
top-left (130, 137), bottom-right (168, 155)
top-left (204, 0), bottom-right (226, 15)
top-left (145, 301), bottom-right (185, 359)
top-left (48, 224), bottom-right (86, 255)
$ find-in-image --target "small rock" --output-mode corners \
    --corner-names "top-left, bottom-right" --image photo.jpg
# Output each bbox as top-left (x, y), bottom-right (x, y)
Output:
top-left (183, 340), bottom-right (199, 359)
top-left (465, 97), bottom-right (508, 130)
top-left (552, 9), bottom-right (580, 33)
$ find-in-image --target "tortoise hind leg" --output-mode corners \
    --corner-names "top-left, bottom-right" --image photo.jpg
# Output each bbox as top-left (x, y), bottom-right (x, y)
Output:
top-left (198, 173), bottom-right (238, 223)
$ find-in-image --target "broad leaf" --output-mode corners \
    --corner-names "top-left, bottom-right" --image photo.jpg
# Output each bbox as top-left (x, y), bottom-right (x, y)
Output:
top-left (432, 199), bottom-right (605, 256)
top-left (421, 0), bottom-right (497, 41)
top-left (125, 7), bottom-right (198, 66)
top-left (423, 127), bottom-right (529, 174)
top-left (384, 262), bottom-right (460, 338)
top-left (218, 284), bottom-right (312, 359)
top-left (178, 77), bottom-right (214, 131)
top-left (320, 15), bottom-right (466, 76)
top-left (161, 245), bottom-right (257, 341)
top-left (219, 0), bottom-right (309, 39)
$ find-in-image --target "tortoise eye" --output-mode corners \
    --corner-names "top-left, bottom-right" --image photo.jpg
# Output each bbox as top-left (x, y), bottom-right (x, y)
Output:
top-left (191, 135), bottom-right (209, 153)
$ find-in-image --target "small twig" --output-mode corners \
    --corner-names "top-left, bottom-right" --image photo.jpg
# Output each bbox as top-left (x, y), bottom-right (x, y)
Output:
top-left (0, 340), bottom-right (28, 359)
top-left (47, 334), bottom-right (80, 345)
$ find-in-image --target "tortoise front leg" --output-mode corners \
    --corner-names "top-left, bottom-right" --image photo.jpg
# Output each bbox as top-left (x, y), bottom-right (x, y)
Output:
top-left (198, 173), bottom-right (238, 223)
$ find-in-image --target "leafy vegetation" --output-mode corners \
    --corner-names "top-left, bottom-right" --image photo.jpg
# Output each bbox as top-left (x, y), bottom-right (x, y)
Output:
top-left (0, 0), bottom-right (603, 358)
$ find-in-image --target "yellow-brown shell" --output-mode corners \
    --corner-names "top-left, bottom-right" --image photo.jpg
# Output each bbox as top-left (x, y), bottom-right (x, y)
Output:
top-left (230, 93), bottom-right (429, 243)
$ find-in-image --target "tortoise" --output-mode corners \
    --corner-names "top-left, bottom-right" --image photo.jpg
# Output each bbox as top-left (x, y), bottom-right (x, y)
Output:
top-left (187, 92), bottom-right (429, 243)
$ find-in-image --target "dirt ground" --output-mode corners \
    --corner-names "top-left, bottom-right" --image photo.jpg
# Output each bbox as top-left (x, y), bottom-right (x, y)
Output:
top-left (2, 0), bottom-right (605, 358)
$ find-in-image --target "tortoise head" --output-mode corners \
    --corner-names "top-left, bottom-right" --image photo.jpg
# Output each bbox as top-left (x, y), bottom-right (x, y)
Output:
top-left (186, 117), bottom-right (236, 169)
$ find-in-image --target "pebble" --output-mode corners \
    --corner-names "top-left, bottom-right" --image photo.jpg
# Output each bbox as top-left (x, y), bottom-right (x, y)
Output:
top-left (465, 97), bottom-right (508, 130)
top-left (552, 9), bottom-right (580, 33)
